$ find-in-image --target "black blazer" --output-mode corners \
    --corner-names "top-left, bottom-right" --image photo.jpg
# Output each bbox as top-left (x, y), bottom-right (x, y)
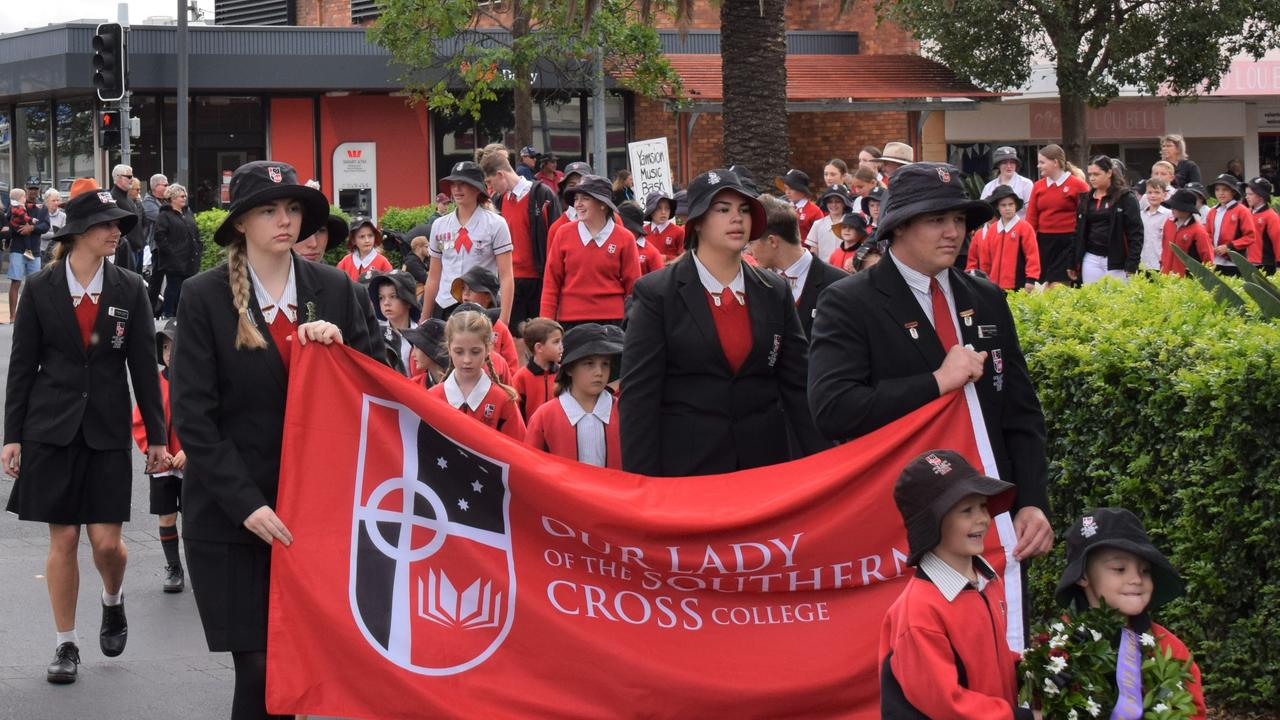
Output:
top-left (807, 254), bottom-right (1049, 514)
top-left (796, 256), bottom-right (847, 340)
top-left (620, 257), bottom-right (825, 477)
top-left (4, 260), bottom-right (165, 449)
top-left (171, 256), bottom-right (375, 544)
top-left (1072, 190), bottom-right (1144, 274)
top-left (154, 207), bottom-right (202, 276)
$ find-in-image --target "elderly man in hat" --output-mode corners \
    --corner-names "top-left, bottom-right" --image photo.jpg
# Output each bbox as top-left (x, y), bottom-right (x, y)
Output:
top-left (808, 162), bottom-right (1053, 563)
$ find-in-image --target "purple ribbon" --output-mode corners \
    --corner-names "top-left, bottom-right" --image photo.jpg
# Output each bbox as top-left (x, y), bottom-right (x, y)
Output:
top-left (1110, 628), bottom-right (1144, 720)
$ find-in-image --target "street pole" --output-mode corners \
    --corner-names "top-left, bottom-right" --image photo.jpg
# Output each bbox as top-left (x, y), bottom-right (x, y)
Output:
top-left (591, 38), bottom-right (607, 176)
top-left (117, 3), bottom-right (131, 166)
top-left (177, 0), bottom-right (190, 186)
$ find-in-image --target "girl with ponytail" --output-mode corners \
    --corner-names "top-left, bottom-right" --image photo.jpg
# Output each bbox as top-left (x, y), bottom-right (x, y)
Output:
top-left (1026, 143), bottom-right (1090, 286)
top-left (170, 161), bottom-right (373, 720)
top-left (428, 309), bottom-right (527, 441)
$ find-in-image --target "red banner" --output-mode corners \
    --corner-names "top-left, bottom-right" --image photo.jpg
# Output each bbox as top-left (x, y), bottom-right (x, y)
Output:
top-left (266, 344), bottom-right (1019, 719)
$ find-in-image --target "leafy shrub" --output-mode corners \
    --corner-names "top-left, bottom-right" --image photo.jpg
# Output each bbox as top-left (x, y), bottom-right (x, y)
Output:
top-left (195, 208), bottom-right (228, 272)
top-left (378, 205), bottom-right (436, 234)
top-left (1010, 273), bottom-right (1280, 710)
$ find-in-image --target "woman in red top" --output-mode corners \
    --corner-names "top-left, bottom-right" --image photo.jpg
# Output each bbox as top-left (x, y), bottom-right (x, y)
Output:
top-left (525, 323), bottom-right (624, 468)
top-left (619, 169), bottom-right (824, 477)
top-left (428, 310), bottom-right (526, 441)
top-left (1026, 144), bottom-right (1089, 286)
top-left (540, 175), bottom-right (640, 330)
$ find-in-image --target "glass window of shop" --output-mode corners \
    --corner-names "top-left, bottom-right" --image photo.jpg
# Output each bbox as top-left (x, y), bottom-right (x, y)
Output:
top-left (54, 99), bottom-right (95, 184)
top-left (190, 96), bottom-right (265, 212)
top-left (1259, 134), bottom-right (1279, 185)
top-left (13, 103), bottom-right (51, 191)
top-left (0, 108), bottom-right (11, 196)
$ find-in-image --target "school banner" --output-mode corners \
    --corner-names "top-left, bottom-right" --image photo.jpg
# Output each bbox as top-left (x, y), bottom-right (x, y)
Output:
top-left (266, 344), bottom-right (1019, 719)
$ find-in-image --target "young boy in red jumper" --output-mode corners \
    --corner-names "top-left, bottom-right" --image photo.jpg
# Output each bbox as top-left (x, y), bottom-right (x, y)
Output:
top-left (511, 317), bottom-right (563, 420)
top-left (880, 450), bottom-right (1036, 719)
top-left (1244, 176), bottom-right (1280, 273)
top-left (1159, 189), bottom-right (1214, 277)
top-left (967, 186), bottom-right (1040, 290)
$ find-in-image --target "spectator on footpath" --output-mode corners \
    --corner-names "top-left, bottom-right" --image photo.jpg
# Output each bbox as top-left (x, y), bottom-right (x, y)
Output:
top-left (38, 188), bottom-right (66, 259)
top-left (876, 142), bottom-right (914, 179)
top-left (980, 146), bottom-right (1034, 213)
top-left (750, 194), bottom-right (847, 339)
top-left (109, 165), bottom-right (142, 271)
top-left (484, 153), bottom-right (563, 341)
top-left (152, 184), bottom-right (201, 318)
top-left (621, 168), bottom-right (824, 476)
top-left (611, 169), bottom-right (635, 206)
top-left (1139, 178), bottom-right (1172, 272)
top-left (1161, 134), bottom-right (1200, 188)
top-left (7, 187), bottom-right (48, 321)
top-left (4, 188), bottom-right (166, 684)
top-left (1071, 155), bottom-right (1144, 284)
top-left (517, 146), bottom-right (539, 181)
top-left (141, 173), bottom-right (168, 252)
top-left (808, 162), bottom-right (1053, 563)
top-left (1026, 144), bottom-right (1089, 287)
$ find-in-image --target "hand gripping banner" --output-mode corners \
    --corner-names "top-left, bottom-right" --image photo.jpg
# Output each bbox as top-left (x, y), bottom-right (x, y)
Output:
top-left (266, 345), bottom-right (1020, 719)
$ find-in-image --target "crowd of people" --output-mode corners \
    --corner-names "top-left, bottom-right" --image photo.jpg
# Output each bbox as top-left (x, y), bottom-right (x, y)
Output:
top-left (2, 131), bottom-right (1247, 718)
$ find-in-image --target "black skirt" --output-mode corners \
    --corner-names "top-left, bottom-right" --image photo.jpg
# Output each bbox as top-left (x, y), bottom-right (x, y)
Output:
top-left (184, 539), bottom-right (272, 652)
top-left (4, 432), bottom-right (132, 524)
top-left (1037, 231), bottom-right (1076, 283)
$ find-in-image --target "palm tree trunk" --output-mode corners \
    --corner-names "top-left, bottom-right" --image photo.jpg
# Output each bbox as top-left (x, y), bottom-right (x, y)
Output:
top-left (720, 0), bottom-right (789, 182)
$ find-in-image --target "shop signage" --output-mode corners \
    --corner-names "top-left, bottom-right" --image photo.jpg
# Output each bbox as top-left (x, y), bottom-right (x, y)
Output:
top-left (627, 137), bottom-right (674, 198)
top-left (333, 142), bottom-right (378, 222)
top-left (1029, 102), bottom-right (1165, 139)
top-left (1258, 106), bottom-right (1280, 130)
top-left (1213, 61), bottom-right (1280, 97)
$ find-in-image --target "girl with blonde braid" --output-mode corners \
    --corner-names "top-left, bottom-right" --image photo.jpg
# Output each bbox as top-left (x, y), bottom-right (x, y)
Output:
top-left (170, 161), bottom-right (373, 720)
top-left (428, 309), bottom-right (526, 441)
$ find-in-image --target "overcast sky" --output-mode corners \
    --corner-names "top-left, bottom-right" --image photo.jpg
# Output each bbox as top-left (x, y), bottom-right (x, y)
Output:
top-left (0, 0), bottom-right (216, 34)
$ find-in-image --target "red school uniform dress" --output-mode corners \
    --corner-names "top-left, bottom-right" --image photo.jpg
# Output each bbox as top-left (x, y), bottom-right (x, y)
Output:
top-left (793, 199), bottom-right (825, 242)
top-left (1159, 216), bottom-right (1214, 277)
top-left (428, 372), bottom-right (526, 441)
top-left (540, 218), bottom-right (641, 323)
top-left (336, 248), bottom-right (393, 282)
top-left (965, 217), bottom-right (1041, 289)
top-left (635, 233), bottom-right (666, 276)
top-left (512, 360), bottom-right (557, 420)
top-left (1205, 199), bottom-right (1259, 267)
top-left (645, 220), bottom-right (685, 260)
top-left (524, 390), bottom-right (621, 469)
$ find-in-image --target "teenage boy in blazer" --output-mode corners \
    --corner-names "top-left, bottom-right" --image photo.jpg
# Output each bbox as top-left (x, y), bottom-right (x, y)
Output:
top-left (746, 194), bottom-right (847, 340)
top-left (808, 162), bottom-right (1053, 562)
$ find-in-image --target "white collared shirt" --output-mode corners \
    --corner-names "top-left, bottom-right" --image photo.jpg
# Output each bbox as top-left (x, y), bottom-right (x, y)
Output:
top-left (351, 247), bottom-right (380, 271)
top-left (1044, 171), bottom-right (1069, 188)
top-left (559, 391), bottom-right (613, 468)
top-left (428, 207), bottom-right (514, 307)
top-left (509, 176), bottom-right (533, 202)
top-left (577, 217), bottom-right (616, 247)
top-left (442, 371), bottom-right (493, 412)
top-left (994, 216), bottom-right (1019, 234)
top-left (1140, 204), bottom-right (1172, 271)
top-left (563, 207), bottom-right (578, 222)
top-left (794, 198), bottom-right (810, 210)
top-left (1212, 200), bottom-right (1237, 266)
top-left (66, 258), bottom-right (106, 305)
top-left (804, 215), bottom-right (841, 261)
top-left (691, 250), bottom-right (745, 305)
top-left (248, 257), bottom-right (297, 324)
top-left (919, 552), bottom-right (994, 602)
top-left (889, 249), bottom-right (961, 342)
top-left (780, 249), bottom-right (814, 302)
top-left (650, 219), bottom-right (672, 234)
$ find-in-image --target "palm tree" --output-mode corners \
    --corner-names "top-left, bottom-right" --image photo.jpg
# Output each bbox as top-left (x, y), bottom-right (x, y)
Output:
top-left (719, 0), bottom-right (789, 182)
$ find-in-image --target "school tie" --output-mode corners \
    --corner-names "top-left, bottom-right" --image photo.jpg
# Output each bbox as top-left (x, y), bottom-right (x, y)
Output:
top-left (929, 277), bottom-right (959, 351)
top-left (454, 228), bottom-right (473, 254)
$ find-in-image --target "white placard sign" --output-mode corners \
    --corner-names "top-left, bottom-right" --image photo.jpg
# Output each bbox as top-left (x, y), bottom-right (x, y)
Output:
top-left (628, 138), bottom-right (674, 198)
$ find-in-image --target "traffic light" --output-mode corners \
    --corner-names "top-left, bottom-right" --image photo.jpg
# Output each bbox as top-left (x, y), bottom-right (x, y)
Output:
top-left (100, 110), bottom-right (121, 148)
top-left (92, 22), bottom-right (126, 102)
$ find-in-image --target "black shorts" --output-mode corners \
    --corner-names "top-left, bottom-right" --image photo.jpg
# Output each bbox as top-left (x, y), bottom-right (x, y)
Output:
top-left (510, 277), bottom-right (544, 336)
top-left (149, 474), bottom-right (182, 515)
top-left (4, 434), bottom-right (132, 525)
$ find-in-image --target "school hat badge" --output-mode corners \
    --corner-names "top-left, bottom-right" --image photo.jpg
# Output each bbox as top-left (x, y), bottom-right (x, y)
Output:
top-left (893, 449), bottom-right (1016, 566)
top-left (1054, 507), bottom-right (1184, 612)
top-left (685, 169), bottom-right (768, 241)
top-left (213, 161), bottom-right (329, 247)
top-left (53, 187), bottom-right (140, 239)
top-left (874, 162), bottom-right (993, 244)
top-left (439, 161), bottom-right (490, 201)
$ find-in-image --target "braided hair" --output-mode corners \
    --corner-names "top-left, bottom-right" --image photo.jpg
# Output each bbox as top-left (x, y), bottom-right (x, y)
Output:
top-left (227, 241), bottom-right (268, 350)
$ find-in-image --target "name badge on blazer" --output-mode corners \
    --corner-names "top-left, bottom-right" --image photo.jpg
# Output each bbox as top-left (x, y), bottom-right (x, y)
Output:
top-left (108, 306), bottom-right (129, 320)
top-left (977, 324), bottom-right (998, 339)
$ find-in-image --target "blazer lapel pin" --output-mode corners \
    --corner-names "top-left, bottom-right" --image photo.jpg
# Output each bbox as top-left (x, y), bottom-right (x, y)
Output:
top-left (905, 321), bottom-right (919, 340)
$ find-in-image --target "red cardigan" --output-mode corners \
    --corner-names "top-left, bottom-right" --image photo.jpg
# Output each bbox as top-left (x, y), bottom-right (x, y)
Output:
top-left (427, 379), bottom-right (526, 441)
top-left (636, 239), bottom-right (666, 276)
top-left (879, 569), bottom-right (1028, 719)
top-left (512, 360), bottom-right (557, 420)
top-left (540, 220), bottom-right (641, 321)
top-left (336, 252), bottom-right (393, 281)
top-left (1027, 174), bottom-right (1090, 234)
top-left (965, 218), bottom-right (1041, 289)
top-left (1160, 218), bottom-right (1214, 277)
top-left (524, 394), bottom-right (622, 469)
top-left (1205, 202), bottom-right (1258, 263)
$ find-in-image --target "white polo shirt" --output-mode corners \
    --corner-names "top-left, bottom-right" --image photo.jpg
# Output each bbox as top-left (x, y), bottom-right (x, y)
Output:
top-left (428, 207), bottom-right (513, 308)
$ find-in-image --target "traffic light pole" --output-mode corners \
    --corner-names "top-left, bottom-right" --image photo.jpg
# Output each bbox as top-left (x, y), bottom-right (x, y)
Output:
top-left (117, 4), bottom-right (131, 166)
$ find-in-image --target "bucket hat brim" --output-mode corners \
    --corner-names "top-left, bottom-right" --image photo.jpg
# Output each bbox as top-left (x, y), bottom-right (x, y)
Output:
top-left (214, 184), bottom-right (329, 247)
top-left (876, 196), bottom-right (993, 245)
top-left (1053, 538), bottom-right (1185, 612)
top-left (563, 178), bottom-right (619, 216)
top-left (687, 186), bottom-right (767, 243)
top-left (368, 272), bottom-right (423, 322)
top-left (904, 474), bottom-right (1015, 567)
top-left (439, 176), bottom-right (490, 201)
top-left (985, 186), bottom-right (1024, 212)
top-left (449, 266), bottom-right (502, 305)
top-left (53, 204), bottom-right (138, 240)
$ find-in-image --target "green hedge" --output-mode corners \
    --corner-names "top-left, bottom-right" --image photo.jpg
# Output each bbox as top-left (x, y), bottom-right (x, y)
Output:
top-left (1010, 274), bottom-right (1280, 710)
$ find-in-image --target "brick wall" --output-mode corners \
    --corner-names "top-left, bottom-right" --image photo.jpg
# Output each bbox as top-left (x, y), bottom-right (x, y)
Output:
top-left (295, 0), bottom-right (354, 26)
top-left (787, 111), bottom-right (910, 187)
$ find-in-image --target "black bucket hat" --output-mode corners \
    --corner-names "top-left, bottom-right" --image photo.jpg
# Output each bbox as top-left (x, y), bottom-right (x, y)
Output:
top-left (562, 175), bottom-right (618, 216)
top-left (643, 190), bottom-right (675, 221)
top-left (1055, 507), bottom-right (1185, 613)
top-left (819, 184), bottom-right (853, 211)
top-left (450, 265), bottom-right (501, 306)
top-left (893, 449), bottom-right (1016, 567)
top-left (985, 184), bottom-right (1024, 212)
top-left (1161, 189), bottom-right (1200, 215)
top-left (400, 318), bottom-right (449, 370)
top-left (617, 201), bottom-right (646, 238)
top-left (1208, 173), bottom-right (1242, 199)
top-left (836, 211), bottom-right (868, 237)
top-left (1183, 182), bottom-right (1209, 204)
top-left (439, 161), bottom-right (490, 200)
top-left (866, 186), bottom-right (886, 205)
top-left (453, 301), bottom-right (501, 326)
top-left (673, 190), bottom-right (689, 218)
top-left (53, 188), bottom-right (140, 239)
top-left (347, 216), bottom-right (382, 249)
top-left (727, 164), bottom-right (758, 194)
top-left (556, 322), bottom-right (625, 387)
top-left (992, 146), bottom-right (1020, 169)
top-left (684, 169), bottom-right (767, 242)
top-left (559, 162), bottom-right (594, 196)
top-left (874, 162), bottom-right (993, 244)
top-left (773, 168), bottom-right (812, 196)
top-left (1245, 176), bottom-right (1273, 204)
top-left (367, 271), bottom-right (422, 323)
top-left (155, 317), bottom-right (177, 365)
top-left (317, 214), bottom-right (349, 252)
top-left (213, 161), bottom-right (328, 247)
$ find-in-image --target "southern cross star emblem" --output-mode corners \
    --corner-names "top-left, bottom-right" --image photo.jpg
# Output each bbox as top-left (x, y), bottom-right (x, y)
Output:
top-left (471, 480), bottom-right (483, 493)
top-left (437, 457), bottom-right (448, 470)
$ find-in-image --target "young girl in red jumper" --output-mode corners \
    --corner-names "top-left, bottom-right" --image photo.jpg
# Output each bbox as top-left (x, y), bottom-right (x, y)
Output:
top-left (1026, 144), bottom-right (1089, 286)
top-left (525, 323), bottom-right (624, 468)
top-left (540, 175), bottom-right (640, 329)
top-left (511, 317), bottom-right (563, 420)
top-left (336, 217), bottom-right (393, 281)
top-left (644, 190), bottom-right (685, 259)
top-left (429, 310), bottom-right (526, 441)
top-left (1158, 189), bottom-right (1214, 277)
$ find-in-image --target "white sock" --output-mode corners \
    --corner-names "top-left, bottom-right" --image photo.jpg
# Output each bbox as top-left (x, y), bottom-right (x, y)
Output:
top-left (102, 588), bottom-right (123, 606)
top-left (55, 629), bottom-right (78, 647)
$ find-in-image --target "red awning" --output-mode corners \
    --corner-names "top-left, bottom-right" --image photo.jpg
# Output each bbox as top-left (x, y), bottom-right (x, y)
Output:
top-left (664, 54), bottom-right (1007, 102)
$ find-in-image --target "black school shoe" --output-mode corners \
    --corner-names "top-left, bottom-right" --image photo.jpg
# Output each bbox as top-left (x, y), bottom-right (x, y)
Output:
top-left (47, 642), bottom-right (80, 684)
top-left (100, 598), bottom-right (128, 657)
top-left (163, 563), bottom-right (185, 593)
